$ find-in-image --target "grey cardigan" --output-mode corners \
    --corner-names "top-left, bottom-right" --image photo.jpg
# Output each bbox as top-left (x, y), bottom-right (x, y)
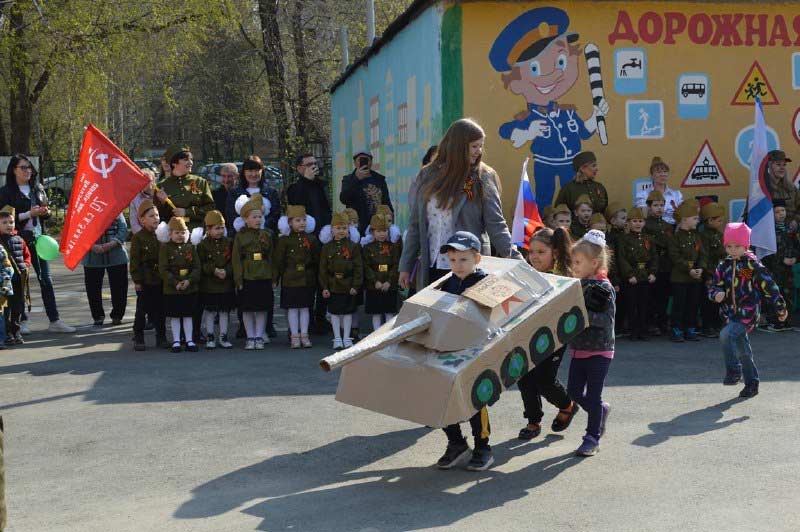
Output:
top-left (81, 213), bottom-right (129, 267)
top-left (399, 163), bottom-right (522, 291)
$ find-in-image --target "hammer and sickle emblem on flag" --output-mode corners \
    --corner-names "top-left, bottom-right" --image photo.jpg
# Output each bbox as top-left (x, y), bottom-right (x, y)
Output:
top-left (88, 147), bottom-right (121, 179)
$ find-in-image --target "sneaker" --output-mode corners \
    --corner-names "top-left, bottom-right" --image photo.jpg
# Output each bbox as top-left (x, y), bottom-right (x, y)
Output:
top-left (699, 328), bottom-right (720, 338)
top-left (436, 441), bottom-right (471, 469)
top-left (219, 335), bottom-right (233, 349)
top-left (552, 402), bottom-right (580, 432)
top-left (171, 342), bottom-right (182, 353)
top-left (466, 447), bottom-right (494, 471)
top-left (111, 318), bottom-right (123, 326)
top-left (300, 334), bottom-right (313, 348)
top-left (599, 402), bottom-right (611, 438)
top-left (20, 322), bottom-right (31, 335)
top-left (670, 328), bottom-right (685, 343)
top-left (576, 435), bottom-right (600, 457)
top-left (739, 381), bottom-right (759, 398)
top-left (206, 335), bottom-right (216, 350)
top-left (261, 333), bottom-right (271, 344)
top-left (254, 338), bottom-right (265, 350)
top-left (48, 320), bottom-right (76, 333)
top-left (518, 423), bottom-right (541, 441)
top-left (723, 371), bottom-right (742, 385)
top-left (186, 342), bottom-right (199, 353)
top-left (685, 329), bottom-right (700, 342)
top-left (244, 339), bottom-right (256, 350)
top-left (343, 337), bottom-right (354, 348)
top-left (92, 320), bottom-right (104, 328)
top-left (13, 333), bottom-right (23, 345)
top-left (290, 335), bottom-right (301, 349)
top-left (332, 338), bottom-right (344, 350)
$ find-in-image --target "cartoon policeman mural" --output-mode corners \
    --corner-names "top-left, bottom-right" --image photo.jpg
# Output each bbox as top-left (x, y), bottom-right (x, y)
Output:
top-left (491, 7), bottom-right (609, 207)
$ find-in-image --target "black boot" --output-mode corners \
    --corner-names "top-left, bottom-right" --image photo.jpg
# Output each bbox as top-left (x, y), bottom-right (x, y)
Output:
top-left (134, 332), bottom-right (146, 351)
top-left (739, 381), bottom-right (759, 398)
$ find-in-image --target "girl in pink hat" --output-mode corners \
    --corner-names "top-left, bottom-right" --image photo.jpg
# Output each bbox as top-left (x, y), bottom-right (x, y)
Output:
top-left (707, 223), bottom-right (788, 398)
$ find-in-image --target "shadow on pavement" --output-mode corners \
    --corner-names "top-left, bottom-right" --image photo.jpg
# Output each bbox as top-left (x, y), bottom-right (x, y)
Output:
top-left (631, 398), bottom-right (749, 447)
top-left (175, 430), bottom-right (580, 531)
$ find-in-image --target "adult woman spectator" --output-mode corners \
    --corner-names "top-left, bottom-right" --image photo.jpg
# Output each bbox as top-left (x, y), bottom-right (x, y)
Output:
top-left (399, 119), bottom-right (521, 292)
top-left (0, 155), bottom-right (75, 333)
top-left (82, 213), bottom-right (129, 327)
top-left (635, 156), bottom-right (683, 224)
top-left (154, 147), bottom-right (215, 231)
top-left (225, 155), bottom-right (281, 337)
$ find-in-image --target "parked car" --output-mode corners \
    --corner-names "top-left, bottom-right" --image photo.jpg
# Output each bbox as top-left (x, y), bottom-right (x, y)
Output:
top-left (43, 159), bottom-right (159, 207)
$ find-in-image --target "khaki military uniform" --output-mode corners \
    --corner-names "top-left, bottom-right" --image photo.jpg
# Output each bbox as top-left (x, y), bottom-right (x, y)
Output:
top-left (668, 228), bottom-right (707, 333)
top-left (156, 174), bottom-right (215, 230)
top-left (275, 232), bottom-right (320, 310)
top-left (130, 230), bottom-right (161, 287)
top-left (197, 237), bottom-right (235, 294)
top-left (363, 240), bottom-right (400, 315)
top-left (232, 228), bottom-right (274, 285)
top-left (320, 238), bottom-right (363, 315)
top-left (554, 179), bottom-right (608, 214)
top-left (570, 219), bottom-right (590, 241)
top-left (618, 231), bottom-right (657, 282)
top-left (643, 216), bottom-right (674, 333)
top-left (159, 242), bottom-right (201, 294)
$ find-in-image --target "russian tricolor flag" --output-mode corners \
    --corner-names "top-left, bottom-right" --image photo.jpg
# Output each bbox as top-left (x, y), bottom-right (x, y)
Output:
top-left (746, 98), bottom-right (776, 259)
top-left (511, 157), bottom-right (543, 250)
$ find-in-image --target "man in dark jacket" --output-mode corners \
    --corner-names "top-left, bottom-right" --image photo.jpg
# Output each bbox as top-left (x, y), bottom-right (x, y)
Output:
top-left (213, 163), bottom-right (238, 214)
top-left (287, 154), bottom-right (332, 236)
top-left (340, 151), bottom-right (393, 235)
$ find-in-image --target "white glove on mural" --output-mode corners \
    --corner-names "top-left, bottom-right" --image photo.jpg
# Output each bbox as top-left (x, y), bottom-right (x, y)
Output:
top-left (510, 120), bottom-right (548, 148)
top-left (585, 98), bottom-right (610, 133)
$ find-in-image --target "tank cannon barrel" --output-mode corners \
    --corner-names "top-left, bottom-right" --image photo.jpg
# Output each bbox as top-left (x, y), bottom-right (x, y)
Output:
top-left (319, 313), bottom-right (432, 372)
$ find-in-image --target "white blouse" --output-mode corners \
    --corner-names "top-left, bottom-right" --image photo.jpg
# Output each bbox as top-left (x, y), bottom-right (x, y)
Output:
top-left (635, 183), bottom-right (684, 225)
top-left (426, 197), bottom-right (454, 270)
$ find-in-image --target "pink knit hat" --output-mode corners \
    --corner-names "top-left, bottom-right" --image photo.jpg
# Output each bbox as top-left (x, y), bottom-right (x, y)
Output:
top-left (724, 222), bottom-right (751, 248)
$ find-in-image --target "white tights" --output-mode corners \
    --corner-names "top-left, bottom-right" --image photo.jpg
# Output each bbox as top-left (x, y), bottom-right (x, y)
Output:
top-left (287, 308), bottom-right (310, 335)
top-left (203, 310), bottom-right (229, 337)
top-left (371, 313), bottom-right (396, 331)
top-left (170, 317), bottom-right (194, 345)
top-left (242, 311), bottom-right (267, 339)
top-left (330, 314), bottom-right (353, 340)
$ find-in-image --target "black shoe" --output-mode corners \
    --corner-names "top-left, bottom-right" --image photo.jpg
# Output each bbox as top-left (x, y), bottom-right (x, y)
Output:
top-left (267, 325), bottom-right (278, 338)
top-left (133, 333), bottom-right (146, 351)
top-left (351, 328), bottom-right (360, 341)
top-left (723, 371), bottom-right (742, 385)
top-left (186, 342), bottom-right (199, 353)
top-left (739, 381), bottom-right (759, 398)
top-left (518, 423), bottom-right (542, 441)
top-left (93, 319), bottom-right (104, 327)
top-left (466, 447), bottom-right (494, 471)
top-left (647, 326), bottom-right (662, 337)
top-left (111, 318), bottom-right (123, 326)
top-left (171, 342), bottom-right (182, 353)
top-left (552, 402), bottom-right (580, 432)
top-left (436, 441), bottom-right (471, 469)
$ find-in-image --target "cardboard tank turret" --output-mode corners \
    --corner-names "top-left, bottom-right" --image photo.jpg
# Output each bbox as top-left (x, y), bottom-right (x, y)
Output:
top-left (320, 257), bottom-right (588, 428)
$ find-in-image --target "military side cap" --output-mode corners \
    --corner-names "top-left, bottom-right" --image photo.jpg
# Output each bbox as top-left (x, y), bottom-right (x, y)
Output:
top-left (700, 202), bottom-right (724, 220)
top-left (553, 203), bottom-right (571, 215)
top-left (675, 200), bottom-right (699, 222)
top-left (574, 194), bottom-right (592, 208)
top-left (137, 200), bottom-right (155, 219)
top-left (628, 207), bottom-right (645, 220)
top-left (768, 150), bottom-right (792, 162)
top-left (0, 205), bottom-right (15, 216)
top-left (590, 213), bottom-right (606, 225)
top-left (163, 144), bottom-right (190, 164)
top-left (572, 151), bottom-right (597, 172)
top-left (344, 208), bottom-right (359, 224)
top-left (604, 202), bottom-right (625, 222)
top-left (205, 209), bottom-right (225, 227)
top-left (646, 189), bottom-right (665, 203)
top-left (240, 193), bottom-right (265, 218)
top-left (773, 198), bottom-right (787, 208)
top-left (168, 217), bottom-right (188, 231)
top-left (376, 205), bottom-right (393, 217)
top-left (370, 214), bottom-right (389, 231)
top-left (331, 212), bottom-right (350, 227)
top-left (542, 205), bottom-right (554, 219)
top-left (286, 205), bottom-right (307, 219)
top-left (489, 7), bottom-right (578, 72)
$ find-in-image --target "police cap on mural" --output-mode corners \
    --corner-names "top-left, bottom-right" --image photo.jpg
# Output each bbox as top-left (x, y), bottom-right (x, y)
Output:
top-left (489, 7), bottom-right (578, 72)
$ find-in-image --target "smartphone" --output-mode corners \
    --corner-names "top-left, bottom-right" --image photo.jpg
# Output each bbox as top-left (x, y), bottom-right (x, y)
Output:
top-left (358, 156), bottom-right (370, 169)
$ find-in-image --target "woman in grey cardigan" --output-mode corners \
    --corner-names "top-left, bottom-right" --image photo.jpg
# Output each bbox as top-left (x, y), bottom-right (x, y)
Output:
top-left (399, 118), bottom-right (521, 292)
top-left (82, 213), bottom-right (129, 326)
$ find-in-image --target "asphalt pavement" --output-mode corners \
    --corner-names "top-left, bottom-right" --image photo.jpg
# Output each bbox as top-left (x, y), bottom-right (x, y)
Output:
top-left (1, 261), bottom-right (799, 531)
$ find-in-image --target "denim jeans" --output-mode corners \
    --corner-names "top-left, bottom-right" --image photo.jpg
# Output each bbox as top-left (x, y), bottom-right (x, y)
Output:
top-left (567, 355), bottom-right (612, 440)
top-left (29, 243), bottom-right (60, 323)
top-left (720, 321), bottom-right (759, 384)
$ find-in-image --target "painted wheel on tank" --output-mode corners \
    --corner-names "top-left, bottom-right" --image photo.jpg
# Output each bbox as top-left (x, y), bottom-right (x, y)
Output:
top-left (500, 347), bottom-right (529, 388)
top-left (529, 326), bottom-right (555, 366)
top-left (557, 306), bottom-right (585, 344)
top-left (470, 370), bottom-right (502, 409)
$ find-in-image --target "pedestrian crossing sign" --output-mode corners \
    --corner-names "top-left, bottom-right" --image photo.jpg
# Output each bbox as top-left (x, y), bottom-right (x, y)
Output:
top-left (681, 140), bottom-right (729, 188)
top-left (731, 61), bottom-right (779, 106)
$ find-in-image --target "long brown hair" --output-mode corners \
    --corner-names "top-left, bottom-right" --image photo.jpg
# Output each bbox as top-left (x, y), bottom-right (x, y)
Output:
top-left (422, 118), bottom-right (485, 209)
top-left (530, 227), bottom-right (573, 276)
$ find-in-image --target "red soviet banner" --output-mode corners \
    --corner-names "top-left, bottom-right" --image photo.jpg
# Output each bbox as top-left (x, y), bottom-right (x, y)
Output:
top-left (60, 124), bottom-right (150, 270)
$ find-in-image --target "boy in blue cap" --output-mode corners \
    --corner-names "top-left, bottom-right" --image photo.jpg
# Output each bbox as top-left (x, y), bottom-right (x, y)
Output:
top-left (436, 231), bottom-right (494, 471)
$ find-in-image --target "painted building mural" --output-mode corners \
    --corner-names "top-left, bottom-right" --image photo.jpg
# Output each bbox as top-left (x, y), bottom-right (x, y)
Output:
top-left (332, 1), bottom-right (800, 228)
top-left (331, 6), bottom-right (444, 229)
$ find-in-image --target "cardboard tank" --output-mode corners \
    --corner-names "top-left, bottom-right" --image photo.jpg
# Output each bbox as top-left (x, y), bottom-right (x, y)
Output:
top-left (320, 257), bottom-right (588, 428)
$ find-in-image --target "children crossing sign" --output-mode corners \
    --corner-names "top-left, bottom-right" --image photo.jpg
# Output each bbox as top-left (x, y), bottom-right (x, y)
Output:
top-left (682, 140), bottom-right (729, 188)
top-left (731, 61), bottom-right (779, 106)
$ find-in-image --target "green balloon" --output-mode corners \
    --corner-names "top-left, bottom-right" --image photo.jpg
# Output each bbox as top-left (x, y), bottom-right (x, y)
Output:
top-left (35, 235), bottom-right (60, 261)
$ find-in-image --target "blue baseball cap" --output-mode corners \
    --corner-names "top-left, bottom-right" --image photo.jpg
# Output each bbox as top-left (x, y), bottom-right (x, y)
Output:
top-left (440, 231), bottom-right (481, 253)
top-left (489, 7), bottom-right (578, 72)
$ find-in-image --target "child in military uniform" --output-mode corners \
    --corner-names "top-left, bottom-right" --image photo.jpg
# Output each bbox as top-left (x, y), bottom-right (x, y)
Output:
top-left (232, 194), bottom-right (275, 351)
top-left (542, 205), bottom-right (556, 229)
top-left (643, 191), bottom-right (673, 336)
top-left (157, 217), bottom-right (201, 353)
top-left (275, 205), bottom-right (319, 349)
top-left (589, 213), bottom-right (607, 233)
top-left (375, 204), bottom-right (403, 254)
top-left (194, 210), bottom-right (235, 349)
top-left (362, 214), bottom-right (400, 332)
top-left (0, 207), bottom-right (28, 346)
top-left (617, 207), bottom-right (657, 340)
top-left (605, 203), bottom-right (627, 335)
top-left (699, 202), bottom-right (726, 338)
top-left (762, 199), bottom-right (797, 332)
top-left (668, 200), bottom-right (706, 342)
top-left (570, 194), bottom-right (593, 240)
top-left (319, 212), bottom-right (363, 349)
top-left (130, 200), bottom-right (167, 351)
top-left (0, 244), bottom-right (13, 350)
top-left (552, 204), bottom-right (572, 231)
